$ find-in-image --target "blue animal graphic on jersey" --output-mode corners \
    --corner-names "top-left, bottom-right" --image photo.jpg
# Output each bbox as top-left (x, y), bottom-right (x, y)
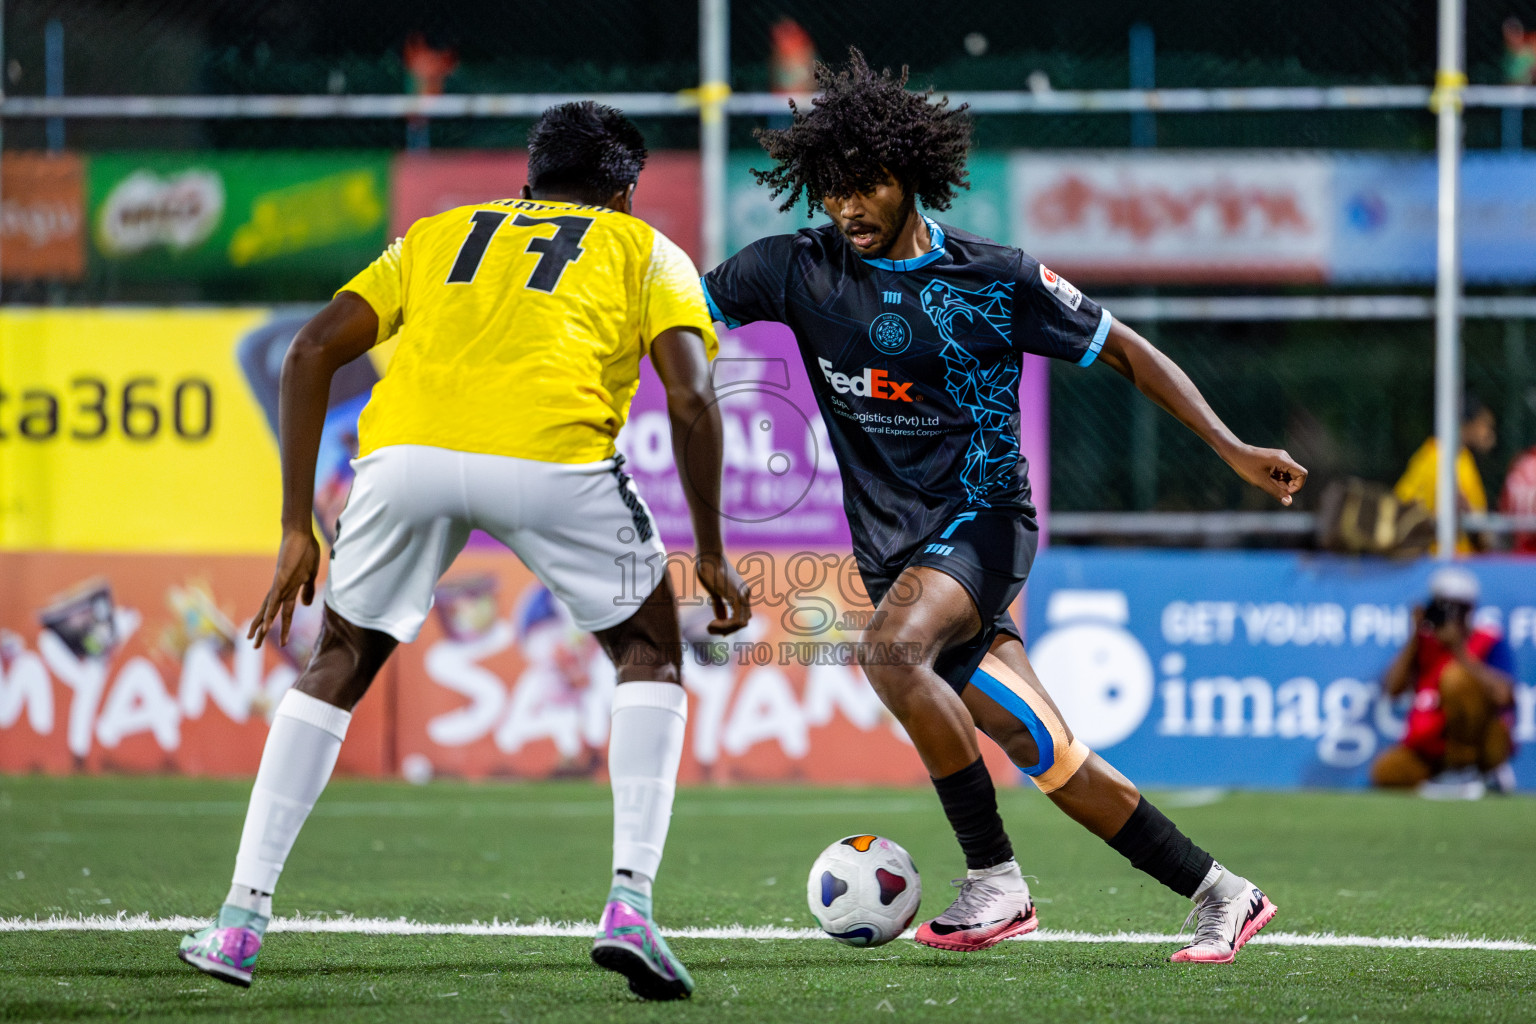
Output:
top-left (919, 280), bottom-right (1019, 506)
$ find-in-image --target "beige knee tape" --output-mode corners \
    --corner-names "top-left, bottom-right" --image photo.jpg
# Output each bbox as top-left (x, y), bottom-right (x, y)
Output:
top-left (976, 653), bottom-right (1092, 795)
top-left (1031, 736), bottom-right (1091, 794)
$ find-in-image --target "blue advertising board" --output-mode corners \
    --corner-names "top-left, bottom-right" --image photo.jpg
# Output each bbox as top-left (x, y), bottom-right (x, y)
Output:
top-left (1024, 551), bottom-right (1536, 790)
top-left (1332, 153), bottom-right (1536, 283)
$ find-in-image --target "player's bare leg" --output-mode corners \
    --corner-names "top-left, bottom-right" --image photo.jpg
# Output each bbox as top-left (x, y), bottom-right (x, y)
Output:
top-left (859, 567), bottom-right (1037, 952)
top-left (178, 608), bottom-right (396, 986)
top-left (588, 574), bottom-right (695, 1000)
top-left (963, 635), bottom-right (1277, 963)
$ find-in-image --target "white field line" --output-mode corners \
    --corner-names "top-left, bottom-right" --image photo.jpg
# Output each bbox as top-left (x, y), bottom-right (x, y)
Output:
top-left (48, 788), bottom-right (1225, 819)
top-left (55, 797), bottom-right (937, 818)
top-left (2, 914), bottom-right (1532, 951)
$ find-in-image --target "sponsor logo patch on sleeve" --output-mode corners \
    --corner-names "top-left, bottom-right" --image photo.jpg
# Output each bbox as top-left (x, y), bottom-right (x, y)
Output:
top-left (1037, 265), bottom-right (1084, 312)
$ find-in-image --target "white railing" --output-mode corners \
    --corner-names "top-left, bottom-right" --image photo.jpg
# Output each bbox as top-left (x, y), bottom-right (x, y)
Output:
top-left (1050, 511), bottom-right (1536, 541)
top-left (5, 84), bottom-right (1536, 120)
top-left (1104, 295), bottom-right (1536, 322)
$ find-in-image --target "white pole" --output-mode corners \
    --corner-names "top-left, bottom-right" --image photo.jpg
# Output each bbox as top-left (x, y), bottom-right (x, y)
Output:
top-left (698, 0), bottom-right (729, 271)
top-left (1433, 0), bottom-right (1465, 559)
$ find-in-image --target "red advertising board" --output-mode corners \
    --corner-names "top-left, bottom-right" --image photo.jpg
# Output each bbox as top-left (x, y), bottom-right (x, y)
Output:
top-left (0, 553), bottom-right (391, 777)
top-left (390, 150), bottom-right (701, 265)
top-left (1010, 152), bottom-right (1332, 284)
top-left (1, 153), bottom-right (85, 281)
top-left (0, 550), bottom-right (1024, 786)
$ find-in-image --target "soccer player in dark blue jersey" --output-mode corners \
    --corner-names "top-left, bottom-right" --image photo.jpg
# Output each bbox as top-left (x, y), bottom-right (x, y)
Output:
top-left (703, 51), bottom-right (1307, 964)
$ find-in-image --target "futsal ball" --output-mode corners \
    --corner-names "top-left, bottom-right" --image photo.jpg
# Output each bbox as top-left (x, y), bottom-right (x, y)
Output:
top-left (806, 834), bottom-right (921, 947)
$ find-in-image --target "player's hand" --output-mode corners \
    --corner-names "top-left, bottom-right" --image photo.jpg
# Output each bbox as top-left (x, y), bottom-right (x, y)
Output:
top-left (249, 527), bottom-right (321, 649)
top-left (695, 550), bottom-right (751, 635)
top-left (1228, 445), bottom-right (1308, 507)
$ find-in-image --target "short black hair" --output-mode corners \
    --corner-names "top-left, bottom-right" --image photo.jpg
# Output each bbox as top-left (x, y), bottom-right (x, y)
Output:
top-left (527, 101), bottom-right (648, 203)
top-left (1463, 391), bottom-right (1491, 424)
top-left (751, 48), bottom-right (972, 216)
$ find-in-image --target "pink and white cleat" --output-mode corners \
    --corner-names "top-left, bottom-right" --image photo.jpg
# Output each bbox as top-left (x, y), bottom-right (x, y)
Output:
top-left (913, 876), bottom-right (1039, 952)
top-left (1169, 884), bottom-right (1278, 964)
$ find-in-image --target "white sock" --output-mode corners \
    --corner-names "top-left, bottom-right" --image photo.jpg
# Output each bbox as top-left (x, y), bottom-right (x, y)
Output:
top-left (613, 871), bottom-right (653, 898)
top-left (1193, 861), bottom-right (1248, 902)
top-left (231, 690), bottom-right (351, 895)
top-left (224, 884), bottom-right (273, 918)
top-left (608, 682), bottom-right (688, 883)
top-left (967, 857), bottom-right (1028, 895)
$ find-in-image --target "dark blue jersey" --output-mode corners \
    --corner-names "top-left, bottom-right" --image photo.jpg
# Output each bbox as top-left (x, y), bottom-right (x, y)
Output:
top-left (702, 218), bottom-right (1111, 578)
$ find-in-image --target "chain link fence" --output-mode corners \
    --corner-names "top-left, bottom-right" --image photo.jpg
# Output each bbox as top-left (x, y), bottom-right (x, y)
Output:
top-left (5, 0), bottom-right (1536, 534)
top-left (1051, 312), bottom-right (1536, 517)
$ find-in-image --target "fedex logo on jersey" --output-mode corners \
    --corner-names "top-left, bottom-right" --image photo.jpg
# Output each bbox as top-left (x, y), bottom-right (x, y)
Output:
top-left (816, 358), bottom-right (915, 402)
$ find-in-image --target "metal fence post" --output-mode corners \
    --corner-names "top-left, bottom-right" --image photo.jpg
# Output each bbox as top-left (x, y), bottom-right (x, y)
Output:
top-left (699, 0), bottom-right (729, 271)
top-left (1434, 0), bottom-right (1465, 559)
top-left (45, 18), bottom-right (63, 152)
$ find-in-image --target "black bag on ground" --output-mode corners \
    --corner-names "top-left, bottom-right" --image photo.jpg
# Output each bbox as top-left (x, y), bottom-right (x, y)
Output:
top-left (1315, 478), bottom-right (1434, 557)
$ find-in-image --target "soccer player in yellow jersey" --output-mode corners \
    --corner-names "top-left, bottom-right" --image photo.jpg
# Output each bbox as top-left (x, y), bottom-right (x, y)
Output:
top-left (177, 103), bottom-right (751, 1001)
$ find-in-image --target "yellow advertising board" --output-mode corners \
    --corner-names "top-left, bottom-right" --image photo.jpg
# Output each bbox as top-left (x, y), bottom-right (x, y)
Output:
top-left (0, 308), bottom-right (305, 553)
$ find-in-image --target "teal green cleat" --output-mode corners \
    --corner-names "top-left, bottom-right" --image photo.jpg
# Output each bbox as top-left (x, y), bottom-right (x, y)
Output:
top-left (176, 905), bottom-right (268, 988)
top-left (590, 885), bottom-right (695, 1000)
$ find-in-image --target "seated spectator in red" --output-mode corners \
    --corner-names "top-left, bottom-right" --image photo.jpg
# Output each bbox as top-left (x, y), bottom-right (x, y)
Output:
top-left (1499, 443), bottom-right (1536, 553)
top-left (1371, 567), bottom-right (1518, 796)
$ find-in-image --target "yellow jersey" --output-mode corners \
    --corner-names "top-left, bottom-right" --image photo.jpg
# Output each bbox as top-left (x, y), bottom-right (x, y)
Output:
top-left (1393, 437), bottom-right (1487, 554)
top-left (340, 197), bottom-right (717, 464)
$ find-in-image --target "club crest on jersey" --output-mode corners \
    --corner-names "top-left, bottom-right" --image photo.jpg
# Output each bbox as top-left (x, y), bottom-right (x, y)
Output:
top-left (868, 312), bottom-right (913, 355)
top-left (1037, 265), bottom-right (1084, 312)
top-left (817, 358), bottom-right (914, 402)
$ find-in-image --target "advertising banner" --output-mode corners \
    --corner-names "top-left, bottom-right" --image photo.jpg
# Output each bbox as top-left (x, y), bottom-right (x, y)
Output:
top-left (0, 549), bottom-right (938, 785)
top-left (1008, 152), bottom-right (1333, 284)
top-left (0, 308), bottom-right (282, 552)
top-left (0, 552), bottom-right (392, 777)
top-left (1025, 551), bottom-right (1536, 790)
top-left (1332, 153), bottom-right (1536, 284)
top-left (391, 151), bottom-right (701, 267)
top-left (1, 153), bottom-right (85, 281)
top-left (87, 153), bottom-right (389, 280)
top-left (389, 549), bottom-right (931, 785)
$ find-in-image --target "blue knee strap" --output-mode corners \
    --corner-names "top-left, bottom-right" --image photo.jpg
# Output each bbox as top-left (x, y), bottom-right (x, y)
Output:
top-left (969, 667), bottom-right (1055, 777)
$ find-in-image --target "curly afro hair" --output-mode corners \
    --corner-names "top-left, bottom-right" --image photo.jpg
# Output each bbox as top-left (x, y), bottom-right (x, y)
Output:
top-left (527, 101), bottom-right (648, 203)
top-left (752, 48), bottom-right (972, 216)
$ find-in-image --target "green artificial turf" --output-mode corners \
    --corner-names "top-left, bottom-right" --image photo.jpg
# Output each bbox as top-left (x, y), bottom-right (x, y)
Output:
top-left (2, 776), bottom-right (1533, 1023)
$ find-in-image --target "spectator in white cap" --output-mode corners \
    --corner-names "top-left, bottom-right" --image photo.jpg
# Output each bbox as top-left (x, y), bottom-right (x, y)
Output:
top-left (1371, 567), bottom-right (1518, 797)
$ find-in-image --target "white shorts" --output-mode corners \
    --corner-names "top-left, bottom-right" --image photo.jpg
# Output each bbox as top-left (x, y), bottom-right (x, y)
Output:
top-left (324, 445), bottom-right (667, 641)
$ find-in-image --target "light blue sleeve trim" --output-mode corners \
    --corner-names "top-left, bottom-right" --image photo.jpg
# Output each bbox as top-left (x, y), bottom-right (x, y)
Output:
top-left (699, 278), bottom-right (740, 329)
top-left (1077, 308), bottom-right (1113, 368)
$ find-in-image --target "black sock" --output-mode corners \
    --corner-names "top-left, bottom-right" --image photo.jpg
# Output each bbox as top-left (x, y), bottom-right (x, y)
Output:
top-left (931, 757), bottom-right (1014, 870)
top-left (1106, 796), bottom-right (1214, 898)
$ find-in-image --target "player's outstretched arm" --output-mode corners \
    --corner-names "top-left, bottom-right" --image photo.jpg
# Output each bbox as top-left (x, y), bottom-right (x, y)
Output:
top-left (1096, 319), bottom-right (1308, 506)
top-left (249, 292), bottom-right (380, 648)
top-left (650, 327), bottom-right (751, 635)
